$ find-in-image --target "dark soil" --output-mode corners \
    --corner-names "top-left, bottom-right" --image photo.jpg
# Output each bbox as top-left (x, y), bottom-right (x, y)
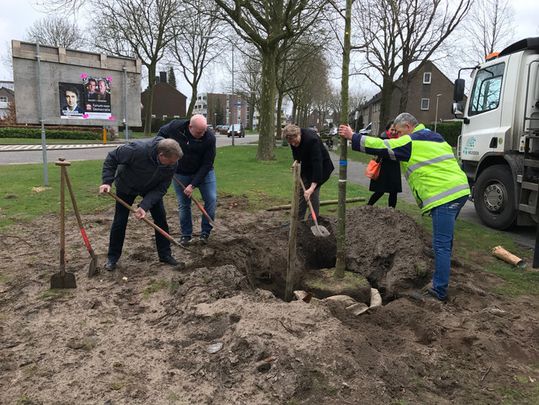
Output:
top-left (0, 197), bottom-right (538, 404)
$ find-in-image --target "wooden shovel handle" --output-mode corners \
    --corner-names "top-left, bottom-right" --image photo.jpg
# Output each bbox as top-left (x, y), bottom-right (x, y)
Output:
top-left (64, 169), bottom-right (96, 257)
top-left (298, 177), bottom-right (322, 228)
top-left (107, 191), bottom-right (181, 247)
top-left (172, 176), bottom-right (216, 228)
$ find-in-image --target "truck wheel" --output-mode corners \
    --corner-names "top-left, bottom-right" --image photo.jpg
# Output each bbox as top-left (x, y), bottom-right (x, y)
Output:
top-left (473, 164), bottom-right (517, 230)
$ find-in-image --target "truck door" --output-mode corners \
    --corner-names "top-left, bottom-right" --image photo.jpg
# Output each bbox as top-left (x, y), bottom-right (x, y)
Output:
top-left (460, 62), bottom-right (506, 163)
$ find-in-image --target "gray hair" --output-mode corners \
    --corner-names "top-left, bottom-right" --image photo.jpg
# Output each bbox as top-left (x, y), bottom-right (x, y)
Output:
top-left (283, 124), bottom-right (301, 140)
top-left (157, 138), bottom-right (183, 159)
top-left (393, 113), bottom-right (418, 128)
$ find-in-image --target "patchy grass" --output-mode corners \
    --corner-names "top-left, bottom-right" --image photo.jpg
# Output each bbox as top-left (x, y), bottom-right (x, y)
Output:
top-left (39, 289), bottom-right (74, 301)
top-left (143, 279), bottom-right (170, 299)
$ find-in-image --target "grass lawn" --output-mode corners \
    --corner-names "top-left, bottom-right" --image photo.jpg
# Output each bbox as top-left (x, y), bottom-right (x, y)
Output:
top-left (0, 144), bottom-right (537, 297)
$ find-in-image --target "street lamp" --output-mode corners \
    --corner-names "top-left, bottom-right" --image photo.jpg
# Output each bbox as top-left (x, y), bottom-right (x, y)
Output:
top-left (231, 42), bottom-right (235, 147)
top-left (434, 93), bottom-right (442, 133)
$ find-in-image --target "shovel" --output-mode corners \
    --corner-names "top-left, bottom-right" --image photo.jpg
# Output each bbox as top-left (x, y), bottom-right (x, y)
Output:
top-left (64, 166), bottom-right (98, 277)
top-left (298, 177), bottom-right (330, 237)
top-left (50, 159), bottom-right (77, 289)
top-left (172, 176), bottom-right (217, 229)
top-left (107, 191), bottom-right (195, 254)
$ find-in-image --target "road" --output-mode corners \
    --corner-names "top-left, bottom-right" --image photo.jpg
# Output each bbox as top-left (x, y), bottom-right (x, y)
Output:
top-left (0, 134), bottom-right (258, 165)
top-left (0, 135), bottom-right (535, 250)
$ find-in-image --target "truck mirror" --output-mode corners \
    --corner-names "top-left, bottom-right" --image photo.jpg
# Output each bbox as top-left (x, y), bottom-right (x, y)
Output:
top-left (454, 78), bottom-right (465, 102)
top-left (452, 102), bottom-right (464, 117)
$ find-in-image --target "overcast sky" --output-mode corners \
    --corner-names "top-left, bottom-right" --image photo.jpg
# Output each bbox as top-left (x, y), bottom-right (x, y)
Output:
top-left (1, 0), bottom-right (538, 99)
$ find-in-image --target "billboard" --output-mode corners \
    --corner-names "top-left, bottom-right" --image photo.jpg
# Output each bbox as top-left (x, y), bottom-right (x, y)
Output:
top-left (12, 41), bottom-right (142, 127)
top-left (58, 76), bottom-right (113, 120)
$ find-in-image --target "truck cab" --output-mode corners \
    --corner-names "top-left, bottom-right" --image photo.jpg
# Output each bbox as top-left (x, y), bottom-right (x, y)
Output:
top-left (454, 37), bottom-right (539, 229)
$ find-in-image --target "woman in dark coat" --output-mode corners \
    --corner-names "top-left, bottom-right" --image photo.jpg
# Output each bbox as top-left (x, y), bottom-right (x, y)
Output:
top-left (367, 121), bottom-right (402, 208)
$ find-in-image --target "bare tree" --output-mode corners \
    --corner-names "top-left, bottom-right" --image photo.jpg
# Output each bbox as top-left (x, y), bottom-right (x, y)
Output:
top-left (463, 0), bottom-right (515, 63)
top-left (395, 0), bottom-right (473, 112)
top-left (26, 16), bottom-right (86, 49)
top-left (214, 0), bottom-right (330, 161)
top-left (169, 0), bottom-right (223, 117)
top-left (236, 47), bottom-right (262, 130)
top-left (353, 0), bottom-right (401, 134)
top-left (90, 0), bottom-right (178, 135)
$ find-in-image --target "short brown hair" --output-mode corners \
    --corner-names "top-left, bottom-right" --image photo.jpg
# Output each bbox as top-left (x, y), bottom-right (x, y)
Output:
top-left (283, 124), bottom-right (301, 140)
top-left (157, 138), bottom-right (183, 159)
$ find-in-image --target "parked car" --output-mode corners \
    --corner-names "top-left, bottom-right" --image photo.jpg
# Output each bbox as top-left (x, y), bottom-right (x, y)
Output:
top-left (227, 123), bottom-right (245, 138)
top-left (217, 125), bottom-right (229, 135)
top-left (358, 122), bottom-right (372, 135)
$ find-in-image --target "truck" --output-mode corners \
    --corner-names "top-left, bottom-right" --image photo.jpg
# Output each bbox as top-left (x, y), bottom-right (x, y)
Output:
top-left (453, 37), bottom-right (539, 230)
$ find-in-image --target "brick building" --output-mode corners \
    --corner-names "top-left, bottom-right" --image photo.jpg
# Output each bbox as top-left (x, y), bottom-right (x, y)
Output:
top-left (358, 61), bottom-right (462, 135)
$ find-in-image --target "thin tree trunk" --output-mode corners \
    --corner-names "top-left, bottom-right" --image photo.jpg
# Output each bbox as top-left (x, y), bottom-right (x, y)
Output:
top-left (335, 0), bottom-right (353, 278)
top-left (379, 75), bottom-right (394, 134)
top-left (187, 87), bottom-right (197, 118)
top-left (144, 63), bottom-right (157, 136)
top-left (399, 63), bottom-right (411, 112)
top-left (257, 45), bottom-right (278, 160)
top-left (276, 90), bottom-right (284, 140)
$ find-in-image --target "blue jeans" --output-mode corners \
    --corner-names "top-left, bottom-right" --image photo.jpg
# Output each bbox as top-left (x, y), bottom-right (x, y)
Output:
top-left (173, 170), bottom-right (217, 237)
top-left (430, 195), bottom-right (468, 300)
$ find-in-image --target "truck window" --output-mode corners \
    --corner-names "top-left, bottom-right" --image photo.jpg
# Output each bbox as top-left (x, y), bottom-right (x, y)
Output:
top-left (468, 62), bottom-right (505, 116)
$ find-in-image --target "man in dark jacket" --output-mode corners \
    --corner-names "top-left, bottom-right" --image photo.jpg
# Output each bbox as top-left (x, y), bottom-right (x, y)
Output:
top-left (283, 124), bottom-right (335, 219)
top-left (99, 137), bottom-right (183, 270)
top-left (157, 114), bottom-right (217, 245)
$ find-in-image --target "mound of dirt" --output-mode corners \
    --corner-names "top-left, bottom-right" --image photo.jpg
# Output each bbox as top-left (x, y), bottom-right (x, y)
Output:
top-left (1, 196), bottom-right (538, 404)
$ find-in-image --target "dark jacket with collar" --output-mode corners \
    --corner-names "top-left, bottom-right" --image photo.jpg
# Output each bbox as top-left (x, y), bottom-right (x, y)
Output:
top-left (157, 119), bottom-right (216, 187)
top-left (290, 128), bottom-right (334, 186)
top-left (101, 137), bottom-right (177, 211)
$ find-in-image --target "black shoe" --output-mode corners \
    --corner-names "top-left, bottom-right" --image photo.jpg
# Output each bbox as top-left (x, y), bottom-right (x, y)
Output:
top-left (199, 233), bottom-right (209, 245)
top-left (424, 287), bottom-right (447, 302)
top-left (104, 259), bottom-right (116, 272)
top-left (180, 236), bottom-right (192, 246)
top-left (159, 255), bottom-right (179, 266)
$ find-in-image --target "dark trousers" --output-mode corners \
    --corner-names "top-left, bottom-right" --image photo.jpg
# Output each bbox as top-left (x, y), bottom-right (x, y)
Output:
top-left (368, 191), bottom-right (398, 208)
top-left (107, 191), bottom-right (172, 263)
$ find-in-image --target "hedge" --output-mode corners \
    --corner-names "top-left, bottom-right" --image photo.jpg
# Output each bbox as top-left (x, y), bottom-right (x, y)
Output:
top-left (0, 127), bottom-right (101, 140)
top-left (431, 121), bottom-right (462, 146)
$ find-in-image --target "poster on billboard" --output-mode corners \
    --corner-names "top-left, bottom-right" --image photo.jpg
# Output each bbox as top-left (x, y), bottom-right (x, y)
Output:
top-left (58, 75), bottom-right (112, 120)
top-left (82, 75), bottom-right (112, 119)
top-left (59, 82), bottom-right (85, 118)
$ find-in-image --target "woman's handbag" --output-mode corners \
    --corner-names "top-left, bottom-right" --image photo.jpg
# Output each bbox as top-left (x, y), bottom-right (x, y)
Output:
top-left (365, 158), bottom-right (382, 180)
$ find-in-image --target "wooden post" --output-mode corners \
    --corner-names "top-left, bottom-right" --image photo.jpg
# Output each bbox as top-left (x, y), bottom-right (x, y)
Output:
top-left (103, 127), bottom-right (107, 144)
top-left (285, 162), bottom-right (301, 301)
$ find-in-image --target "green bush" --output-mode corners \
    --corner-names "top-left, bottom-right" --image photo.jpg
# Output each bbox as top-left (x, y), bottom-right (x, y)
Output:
top-left (431, 121), bottom-right (463, 146)
top-left (0, 127), bottom-right (101, 140)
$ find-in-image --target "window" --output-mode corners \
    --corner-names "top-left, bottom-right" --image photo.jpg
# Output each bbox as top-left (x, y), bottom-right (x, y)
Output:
top-left (0, 96), bottom-right (7, 102)
top-left (468, 62), bottom-right (505, 116)
top-left (421, 98), bottom-right (430, 110)
top-left (423, 72), bottom-right (432, 84)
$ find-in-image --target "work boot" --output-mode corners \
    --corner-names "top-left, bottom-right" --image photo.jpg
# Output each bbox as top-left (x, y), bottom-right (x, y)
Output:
top-left (199, 233), bottom-right (210, 245)
top-left (159, 255), bottom-right (179, 266)
top-left (104, 259), bottom-right (117, 272)
top-left (180, 236), bottom-right (192, 246)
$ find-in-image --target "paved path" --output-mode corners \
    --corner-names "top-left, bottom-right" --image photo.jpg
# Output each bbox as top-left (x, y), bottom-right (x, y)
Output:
top-left (0, 143), bottom-right (116, 152)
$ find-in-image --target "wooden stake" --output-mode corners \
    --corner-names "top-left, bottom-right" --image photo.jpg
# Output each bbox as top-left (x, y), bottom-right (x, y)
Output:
top-left (267, 197), bottom-right (365, 211)
top-left (285, 162), bottom-right (300, 301)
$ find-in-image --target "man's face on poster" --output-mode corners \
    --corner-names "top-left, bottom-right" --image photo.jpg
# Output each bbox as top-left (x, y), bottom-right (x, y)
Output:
top-left (87, 81), bottom-right (96, 93)
top-left (98, 80), bottom-right (107, 94)
top-left (65, 90), bottom-right (78, 108)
